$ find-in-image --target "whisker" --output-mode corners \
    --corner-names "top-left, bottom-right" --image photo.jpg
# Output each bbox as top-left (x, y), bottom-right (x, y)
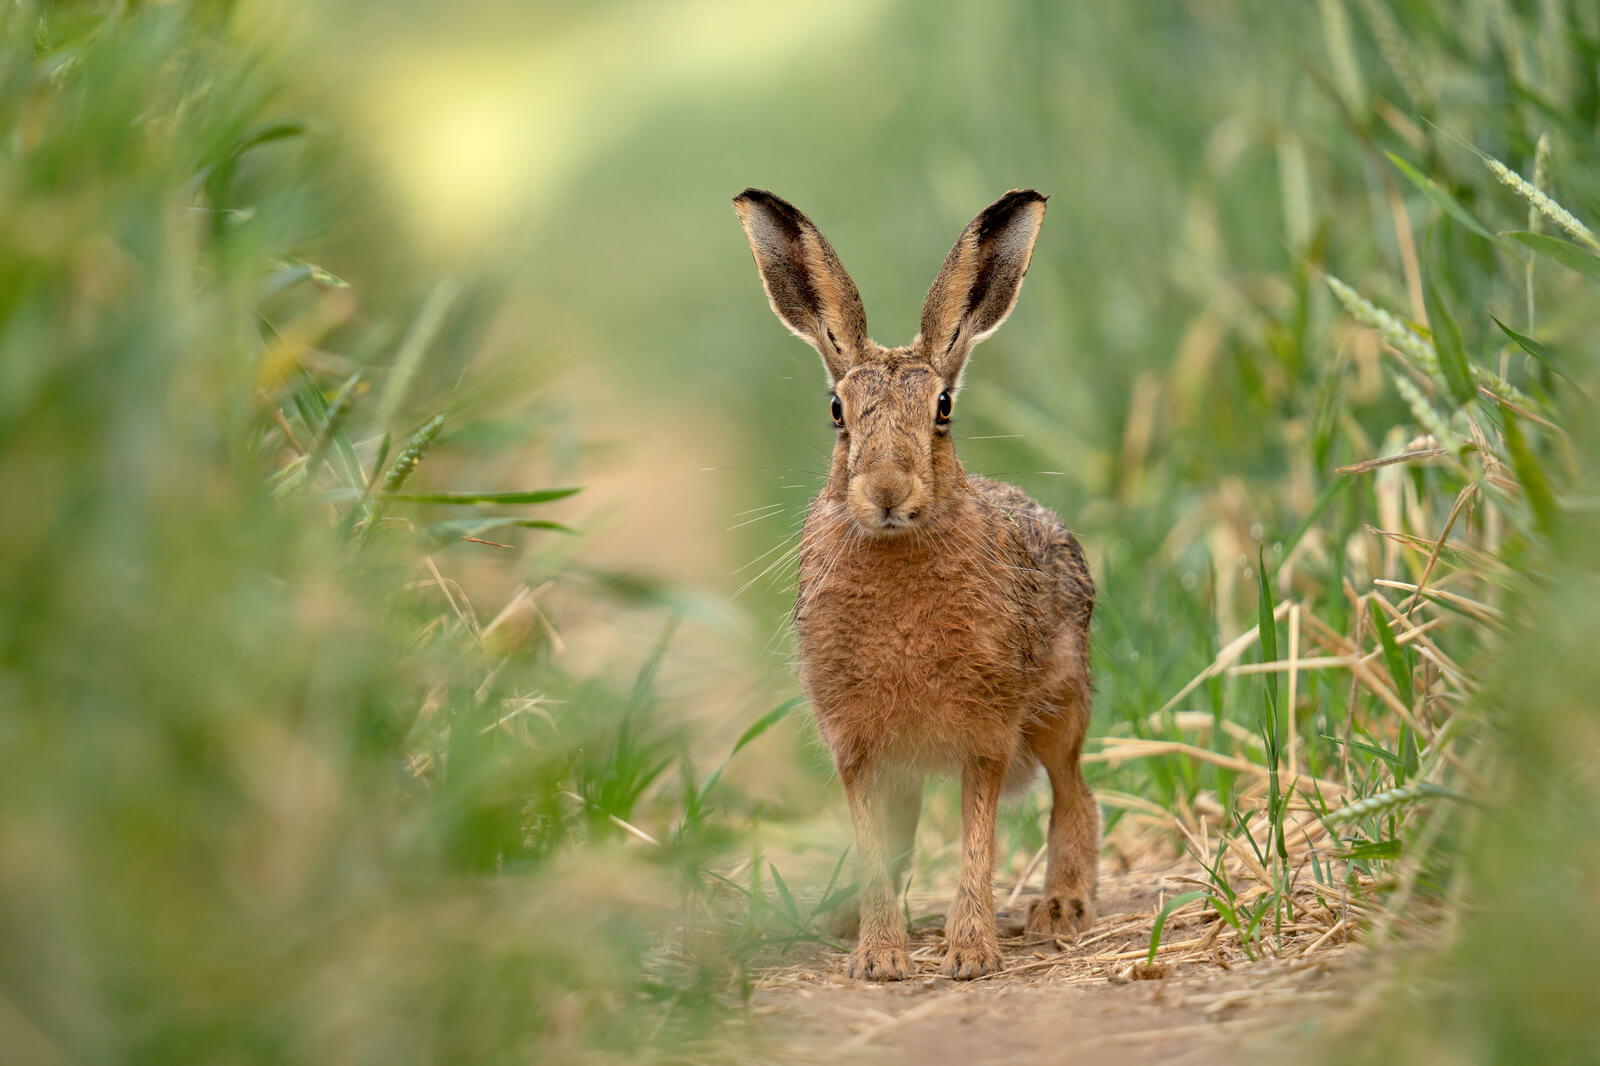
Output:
top-left (730, 501), bottom-right (789, 518)
top-left (733, 533), bottom-right (801, 577)
top-left (726, 508), bottom-right (790, 532)
top-left (733, 545), bottom-right (802, 600)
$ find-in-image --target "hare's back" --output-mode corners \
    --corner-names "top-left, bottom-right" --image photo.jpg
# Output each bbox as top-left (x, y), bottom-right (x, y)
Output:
top-left (971, 477), bottom-right (1094, 633)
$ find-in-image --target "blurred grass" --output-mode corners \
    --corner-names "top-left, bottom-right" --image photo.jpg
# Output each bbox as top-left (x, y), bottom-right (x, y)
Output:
top-left (0, 4), bottom-right (742, 1062)
top-left (4, 0), bottom-right (1600, 1061)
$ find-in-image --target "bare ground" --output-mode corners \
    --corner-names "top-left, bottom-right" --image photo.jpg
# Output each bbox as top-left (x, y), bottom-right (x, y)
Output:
top-left (744, 852), bottom-right (1366, 1065)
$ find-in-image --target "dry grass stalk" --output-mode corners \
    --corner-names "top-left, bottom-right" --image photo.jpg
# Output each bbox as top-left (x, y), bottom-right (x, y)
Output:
top-left (1337, 446), bottom-right (1447, 475)
top-left (1004, 844), bottom-right (1049, 909)
top-left (1374, 579), bottom-right (1503, 625)
top-left (1155, 599), bottom-right (1292, 715)
top-left (1405, 482), bottom-right (1478, 619)
top-left (1084, 738), bottom-right (1345, 798)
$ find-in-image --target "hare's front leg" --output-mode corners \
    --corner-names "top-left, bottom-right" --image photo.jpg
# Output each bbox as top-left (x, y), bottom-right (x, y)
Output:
top-left (942, 755), bottom-right (1008, 979)
top-left (827, 774), bottom-right (922, 940)
top-left (840, 762), bottom-right (914, 981)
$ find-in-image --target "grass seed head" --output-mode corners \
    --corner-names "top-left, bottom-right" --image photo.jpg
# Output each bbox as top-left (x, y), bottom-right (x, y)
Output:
top-left (1392, 372), bottom-right (1460, 453)
top-left (1328, 275), bottom-right (1441, 378)
top-left (382, 414), bottom-right (445, 494)
top-left (1486, 153), bottom-right (1600, 251)
top-left (1530, 134), bottom-right (1551, 235)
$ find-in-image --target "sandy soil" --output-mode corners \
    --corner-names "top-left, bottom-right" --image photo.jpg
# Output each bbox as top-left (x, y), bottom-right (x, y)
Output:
top-left (745, 855), bottom-right (1364, 1065)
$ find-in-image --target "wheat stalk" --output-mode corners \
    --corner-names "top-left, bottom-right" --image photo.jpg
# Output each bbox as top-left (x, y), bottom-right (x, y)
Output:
top-left (1330, 275), bottom-right (1537, 410)
top-left (1485, 153), bottom-right (1600, 251)
top-left (1392, 373), bottom-right (1460, 453)
top-left (1358, 0), bottom-right (1431, 110)
top-left (1525, 133), bottom-right (1550, 328)
top-left (1328, 275), bottom-right (1438, 375)
top-left (1323, 781), bottom-right (1463, 827)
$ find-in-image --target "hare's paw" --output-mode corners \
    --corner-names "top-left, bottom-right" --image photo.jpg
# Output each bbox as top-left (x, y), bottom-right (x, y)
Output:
top-left (940, 939), bottom-right (1002, 980)
top-left (848, 943), bottom-right (913, 982)
top-left (1025, 894), bottom-right (1095, 940)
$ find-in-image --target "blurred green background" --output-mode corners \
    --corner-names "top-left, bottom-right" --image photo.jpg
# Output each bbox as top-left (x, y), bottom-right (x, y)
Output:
top-left (3, 0), bottom-right (1599, 1062)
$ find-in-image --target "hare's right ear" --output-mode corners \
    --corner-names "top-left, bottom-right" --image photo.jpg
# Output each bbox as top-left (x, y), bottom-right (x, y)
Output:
top-left (733, 189), bottom-right (869, 384)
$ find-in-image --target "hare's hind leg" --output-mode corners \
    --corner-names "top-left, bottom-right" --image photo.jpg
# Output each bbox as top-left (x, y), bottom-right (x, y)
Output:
top-left (839, 762), bottom-right (916, 980)
top-left (1023, 671), bottom-right (1100, 940)
top-left (827, 774), bottom-right (922, 940)
top-left (941, 754), bottom-right (1008, 979)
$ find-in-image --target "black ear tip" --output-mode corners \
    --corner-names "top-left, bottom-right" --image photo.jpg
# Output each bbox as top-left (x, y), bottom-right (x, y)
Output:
top-left (732, 189), bottom-right (810, 238)
top-left (734, 187), bottom-right (791, 210)
top-left (972, 189), bottom-right (1048, 240)
top-left (1000, 189), bottom-right (1048, 207)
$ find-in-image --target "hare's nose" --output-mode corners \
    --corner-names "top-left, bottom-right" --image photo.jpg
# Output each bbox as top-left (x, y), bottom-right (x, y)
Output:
top-left (862, 467), bottom-right (913, 513)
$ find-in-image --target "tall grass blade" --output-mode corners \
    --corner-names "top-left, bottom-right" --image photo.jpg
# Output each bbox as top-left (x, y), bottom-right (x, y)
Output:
top-left (1148, 891), bottom-right (1213, 965)
top-left (1387, 153), bottom-right (1495, 240)
top-left (1423, 277), bottom-right (1475, 407)
top-left (1257, 544), bottom-right (1279, 714)
top-left (768, 863), bottom-right (801, 922)
top-left (693, 696), bottom-right (805, 811)
top-left (304, 371), bottom-right (363, 477)
top-left (363, 433), bottom-right (391, 498)
top-left (1283, 477), bottom-right (1350, 561)
top-left (1489, 314), bottom-right (1576, 387)
top-left (373, 279), bottom-right (461, 433)
top-left (385, 488), bottom-right (582, 505)
top-left (1256, 545), bottom-right (1289, 863)
top-left (1501, 231), bottom-right (1600, 280)
top-left (423, 518), bottom-right (578, 547)
top-left (1499, 403), bottom-right (1560, 537)
top-left (232, 118), bottom-right (309, 156)
top-left (812, 846), bottom-right (855, 917)
top-left (1368, 599), bottom-right (1413, 706)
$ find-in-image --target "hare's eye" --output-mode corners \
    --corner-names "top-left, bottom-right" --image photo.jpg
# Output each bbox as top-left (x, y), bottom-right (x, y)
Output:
top-left (830, 395), bottom-right (844, 427)
top-left (936, 391), bottom-right (953, 423)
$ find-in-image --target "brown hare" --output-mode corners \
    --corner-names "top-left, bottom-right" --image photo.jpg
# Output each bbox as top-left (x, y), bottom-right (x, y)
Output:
top-left (733, 188), bottom-right (1098, 981)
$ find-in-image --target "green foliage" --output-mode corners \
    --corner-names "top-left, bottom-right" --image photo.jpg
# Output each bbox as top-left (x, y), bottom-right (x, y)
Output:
top-left (1422, 273), bottom-right (1475, 408)
top-left (1147, 890), bottom-right (1212, 966)
top-left (678, 696), bottom-right (804, 840)
top-left (6, 0), bottom-right (1600, 1061)
top-left (1386, 152), bottom-right (1495, 241)
top-left (0, 5), bottom-right (751, 1062)
top-left (1369, 599), bottom-right (1413, 707)
top-left (1502, 229), bottom-right (1600, 281)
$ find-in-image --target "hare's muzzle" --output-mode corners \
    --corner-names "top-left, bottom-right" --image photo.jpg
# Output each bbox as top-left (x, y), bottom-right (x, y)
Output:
top-left (851, 465), bottom-right (924, 534)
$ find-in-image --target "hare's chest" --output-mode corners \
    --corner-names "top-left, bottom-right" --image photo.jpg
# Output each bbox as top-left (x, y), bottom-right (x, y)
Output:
top-left (795, 550), bottom-right (1030, 735)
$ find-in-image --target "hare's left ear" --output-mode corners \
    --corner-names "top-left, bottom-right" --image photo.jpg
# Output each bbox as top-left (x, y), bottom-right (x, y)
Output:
top-left (916, 189), bottom-right (1046, 386)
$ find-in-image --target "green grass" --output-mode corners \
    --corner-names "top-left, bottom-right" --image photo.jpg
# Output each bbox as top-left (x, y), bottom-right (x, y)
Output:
top-left (4, 0), bottom-right (1600, 1062)
top-left (0, 6), bottom-right (750, 1061)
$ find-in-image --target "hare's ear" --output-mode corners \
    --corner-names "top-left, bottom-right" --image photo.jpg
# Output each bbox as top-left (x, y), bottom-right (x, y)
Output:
top-left (733, 189), bottom-right (869, 384)
top-left (917, 189), bottom-right (1047, 385)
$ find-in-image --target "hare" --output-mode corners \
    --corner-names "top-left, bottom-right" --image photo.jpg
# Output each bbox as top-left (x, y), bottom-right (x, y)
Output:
top-left (732, 188), bottom-right (1098, 981)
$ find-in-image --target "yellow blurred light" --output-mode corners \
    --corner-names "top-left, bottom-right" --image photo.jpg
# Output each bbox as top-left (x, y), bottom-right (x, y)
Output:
top-left (243, 0), bottom-right (887, 258)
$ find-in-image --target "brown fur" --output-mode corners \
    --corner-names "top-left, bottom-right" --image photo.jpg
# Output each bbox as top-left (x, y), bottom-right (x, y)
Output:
top-left (733, 188), bottom-right (1098, 981)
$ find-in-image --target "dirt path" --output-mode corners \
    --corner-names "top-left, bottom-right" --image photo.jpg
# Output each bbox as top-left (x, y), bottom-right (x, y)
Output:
top-left (748, 856), bottom-right (1363, 1064)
